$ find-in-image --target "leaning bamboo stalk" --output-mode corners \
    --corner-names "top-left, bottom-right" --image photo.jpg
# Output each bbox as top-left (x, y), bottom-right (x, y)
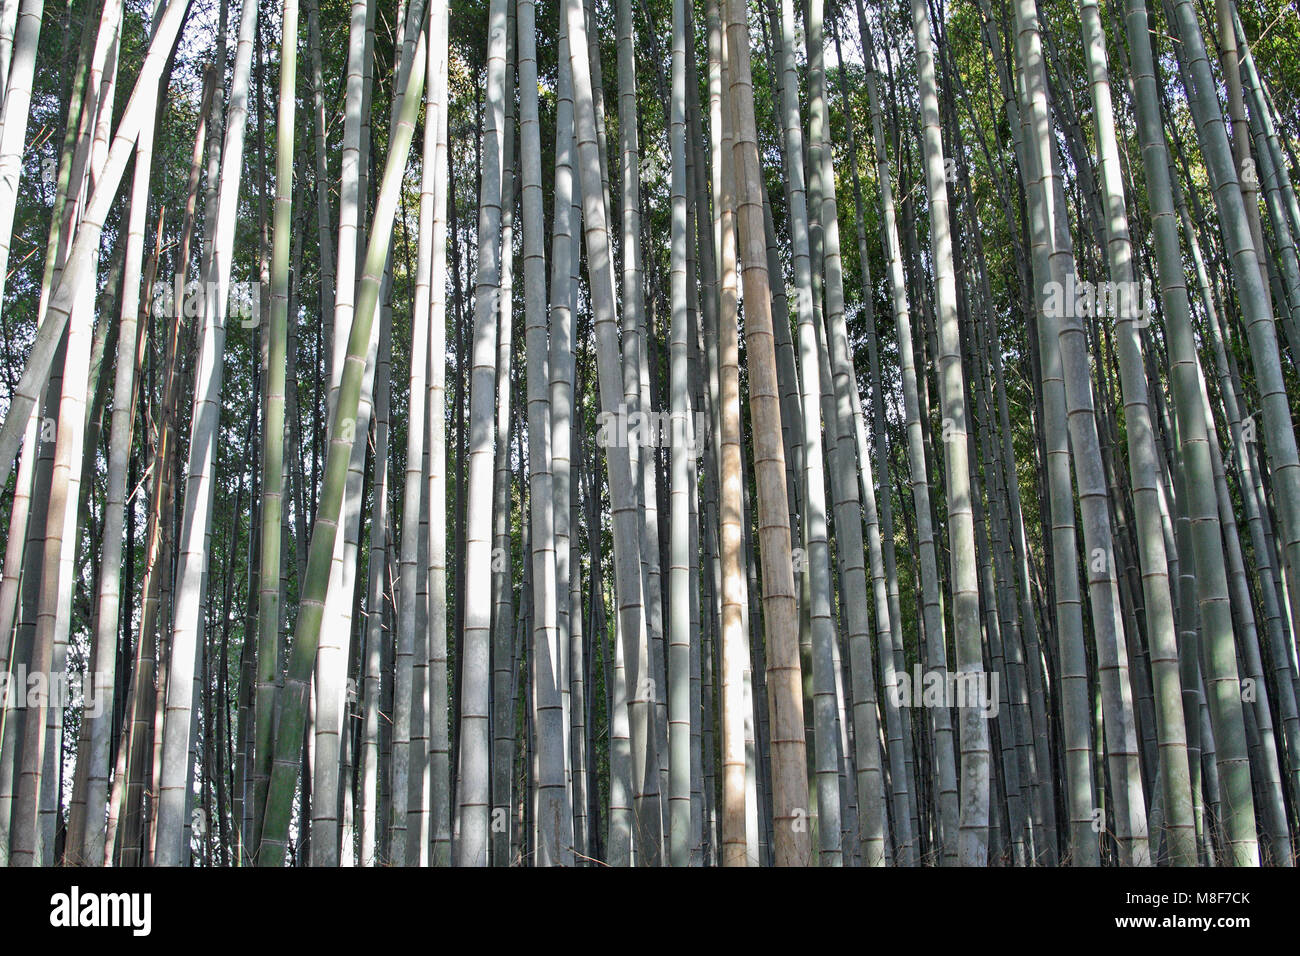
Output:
top-left (9, 228), bottom-right (98, 869)
top-left (81, 57), bottom-right (164, 867)
top-left (14, 0), bottom-right (131, 865)
top-left (0, 10), bottom-right (95, 858)
top-left (154, 0), bottom-right (256, 867)
top-left (257, 28), bottom-right (427, 866)
top-left (122, 51), bottom-right (217, 867)
top-left (0, 0), bottom-right (46, 320)
top-left (0, 0), bottom-right (191, 492)
top-left (345, 0), bottom-right (425, 865)
top-left (304, 0), bottom-right (370, 858)
top-left (16, 10), bottom-right (128, 856)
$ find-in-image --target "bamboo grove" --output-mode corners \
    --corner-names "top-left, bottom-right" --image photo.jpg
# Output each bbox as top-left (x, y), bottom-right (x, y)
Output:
top-left (0, 0), bottom-right (1298, 869)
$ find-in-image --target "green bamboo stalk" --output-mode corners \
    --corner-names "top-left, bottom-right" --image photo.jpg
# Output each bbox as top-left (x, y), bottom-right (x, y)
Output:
top-left (257, 29), bottom-right (426, 866)
top-left (909, 0), bottom-right (990, 865)
top-left (1078, 0), bottom-right (1194, 865)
